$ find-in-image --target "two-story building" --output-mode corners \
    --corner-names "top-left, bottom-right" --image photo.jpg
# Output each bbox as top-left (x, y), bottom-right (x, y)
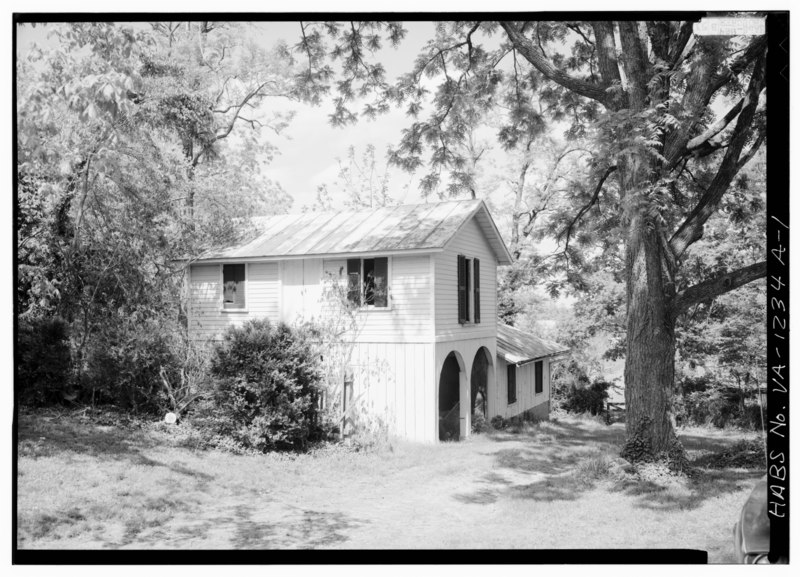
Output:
top-left (186, 199), bottom-right (567, 443)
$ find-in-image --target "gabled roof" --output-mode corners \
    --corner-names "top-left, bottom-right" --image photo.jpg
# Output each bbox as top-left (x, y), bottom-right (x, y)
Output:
top-left (195, 200), bottom-right (513, 265)
top-left (497, 323), bottom-right (569, 365)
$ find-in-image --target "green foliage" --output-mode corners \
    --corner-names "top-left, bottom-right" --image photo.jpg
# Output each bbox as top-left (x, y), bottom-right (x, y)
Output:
top-left (310, 144), bottom-right (399, 211)
top-left (497, 266), bottom-right (526, 326)
top-left (17, 22), bottom-right (301, 416)
top-left (17, 317), bottom-right (72, 406)
top-left (208, 319), bottom-right (325, 452)
top-left (561, 380), bottom-right (611, 416)
top-left (674, 375), bottom-right (764, 430)
top-left (471, 411), bottom-right (490, 434)
top-left (489, 415), bottom-right (508, 430)
top-left (81, 319), bottom-right (181, 414)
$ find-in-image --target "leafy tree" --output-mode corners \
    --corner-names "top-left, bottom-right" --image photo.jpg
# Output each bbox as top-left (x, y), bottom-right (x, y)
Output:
top-left (294, 19), bottom-right (768, 457)
top-left (674, 154), bottom-right (766, 421)
top-left (16, 22), bottom-right (297, 403)
top-left (312, 144), bottom-right (400, 211)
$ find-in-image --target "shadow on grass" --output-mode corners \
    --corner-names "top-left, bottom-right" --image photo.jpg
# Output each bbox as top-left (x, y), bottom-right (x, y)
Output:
top-left (510, 475), bottom-right (587, 502)
top-left (457, 417), bottom-right (764, 510)
top-left (18, 414), bottom-right (219, 486)
top-left (617, 468), bottom-right (763, 512)
top-left (19, 416), bottom-right (163, 458)
top-left (125, 504), bottom-right (368, 549)
top-left (486, 418), bottom-right (627, 449)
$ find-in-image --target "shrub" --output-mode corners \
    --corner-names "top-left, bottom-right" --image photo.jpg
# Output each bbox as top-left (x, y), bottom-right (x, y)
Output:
top-left (561, 379), bottom-right (611, 416)
top-left (209, 319), bottom-right (325, 452)
top-left (676, 376), bottom-right (763, 430)
top-left (490, 415), bottom-right (507, 430)
top-left (471, 411), bottom-right (490, 434)
top-left (17, 316), bottom-right (72, 406)
top-left (81, 319), bottom-right (179, 414)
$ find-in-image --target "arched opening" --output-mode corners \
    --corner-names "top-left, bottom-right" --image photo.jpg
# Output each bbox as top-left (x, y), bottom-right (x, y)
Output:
top-left (439, 352), bottom-right (462, 441)
top-left (471, 347), bottom-right (492, 420)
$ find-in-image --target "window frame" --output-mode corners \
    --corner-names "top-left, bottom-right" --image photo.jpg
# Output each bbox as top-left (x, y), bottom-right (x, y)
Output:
top-left (507, 363), bottom-right (517, 405)
top-left (220, 263), bottom-right (248, 312)
top-left (345, 256), bottom-right (392, 310)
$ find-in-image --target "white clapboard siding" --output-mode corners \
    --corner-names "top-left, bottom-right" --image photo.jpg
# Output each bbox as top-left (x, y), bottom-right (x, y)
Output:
top-left (188, 262), bottom-right (279, 341)
top-left (348, 341), bottom-right (436, 442)
top-left (434, 218), bottom-right (497, 341)
top-left (493, 357), bottom-right (551, 419)
top-left (321, 255), bottom-right (432, 343)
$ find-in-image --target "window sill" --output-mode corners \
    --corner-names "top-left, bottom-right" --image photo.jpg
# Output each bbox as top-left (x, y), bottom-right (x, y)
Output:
top-left (220, 308), bottom-right (249, 313)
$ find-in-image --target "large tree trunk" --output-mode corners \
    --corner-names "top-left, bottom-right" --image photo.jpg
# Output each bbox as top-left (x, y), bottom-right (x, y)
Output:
top-left (616, 149), bottom-right (679, 459)
top-left (623, 211), bottom-right (676, 455)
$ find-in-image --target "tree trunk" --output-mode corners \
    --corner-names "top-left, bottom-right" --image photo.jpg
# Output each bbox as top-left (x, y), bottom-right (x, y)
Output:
top-left (623, 211), bottom-right (676, 454)
top-left (616, 151), bottom-right (679, 459)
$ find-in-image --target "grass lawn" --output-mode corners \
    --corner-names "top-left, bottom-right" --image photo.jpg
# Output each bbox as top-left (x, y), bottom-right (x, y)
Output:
top-left (16, 408), bottom-right (764, 558)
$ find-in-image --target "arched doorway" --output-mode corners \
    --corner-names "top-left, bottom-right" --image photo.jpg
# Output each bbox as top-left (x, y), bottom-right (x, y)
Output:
top-left (471, 347), bottom-right (491, 420)
top-left (439, 352), bottom-right (463, 441)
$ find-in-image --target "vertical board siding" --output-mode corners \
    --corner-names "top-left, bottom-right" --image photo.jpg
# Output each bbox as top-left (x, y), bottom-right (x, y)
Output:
top-left (435, 218), bottom-right (497, 341)
top-left (347, 342), bottom-right (435, 443)
top-left (189, 262), bottom-right (279, 341)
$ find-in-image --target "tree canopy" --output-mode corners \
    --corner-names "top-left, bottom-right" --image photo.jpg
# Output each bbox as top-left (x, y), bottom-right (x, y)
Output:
top-left (290, 18), bottom-right (769, 455)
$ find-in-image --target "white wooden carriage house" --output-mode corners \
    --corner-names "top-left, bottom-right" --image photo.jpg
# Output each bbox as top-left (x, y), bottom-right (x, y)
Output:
top-left (187, 199), bottom-right (568, 442)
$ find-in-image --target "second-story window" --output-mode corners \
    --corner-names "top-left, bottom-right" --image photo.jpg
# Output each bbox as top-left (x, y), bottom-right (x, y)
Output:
top-left (346, 257), bottom-right (389, 308)
top-left (222, 263), bottom-right (246, 309)
top-left (457, 255), bottom-right (481, 324)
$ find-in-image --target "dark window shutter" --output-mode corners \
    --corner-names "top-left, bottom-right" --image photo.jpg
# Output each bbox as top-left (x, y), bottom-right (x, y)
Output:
top-left (347, 259), bottom-right (361, 305)
top-left (457, 254), bottom-right (466, 324)
top-left (474, 258), bottom-right (480, 324)
top-left (465, 259), bottom-right (471, 321)
top-left (223, 264), bottom-right (246, 309)
top-left (535, 361), bottom-right (543, 394)
top-left (507, 364), bottom-right (517, 404)
top-left (373, 257), bottom-right (388, 307)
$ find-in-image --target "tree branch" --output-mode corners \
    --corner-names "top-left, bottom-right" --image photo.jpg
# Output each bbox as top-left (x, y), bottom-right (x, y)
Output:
top-left (735, 129), bottom-right (765, 174)
top-left (590, 21), bottom-right (622, 87)
top-left (559, 165), bottom-right (617, 252)
top-left (193, 80), bottom-right (272, 166)
top-left (617, 21), bottom-right (650, 109)
top-left (669, 52), bottom-right (767, 259)
top-left (668, 21), bottom-right (695, 67)
top-left (499, 21), bottom-right (612, 106)
top-left (706, 35), bottom-right (768, 99)
top-left (671, 260), bottom-right (767, 319)
top-left (664, 35), bottom-right (766, 166)
top-left (686, 97), bottom-right (744, 151)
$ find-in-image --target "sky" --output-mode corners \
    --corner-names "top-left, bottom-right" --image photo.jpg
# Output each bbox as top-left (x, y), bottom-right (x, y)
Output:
top-left (250, 21), bottom-right (440, 208)
top-left (15, 20), bottom-right (481, 210)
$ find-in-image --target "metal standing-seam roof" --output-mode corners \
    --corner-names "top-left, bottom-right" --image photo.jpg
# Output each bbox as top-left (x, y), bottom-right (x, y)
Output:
top-left (497, 323), bottom-right (570, 365)
top-left (195, 199), bottom-right (513, 265)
